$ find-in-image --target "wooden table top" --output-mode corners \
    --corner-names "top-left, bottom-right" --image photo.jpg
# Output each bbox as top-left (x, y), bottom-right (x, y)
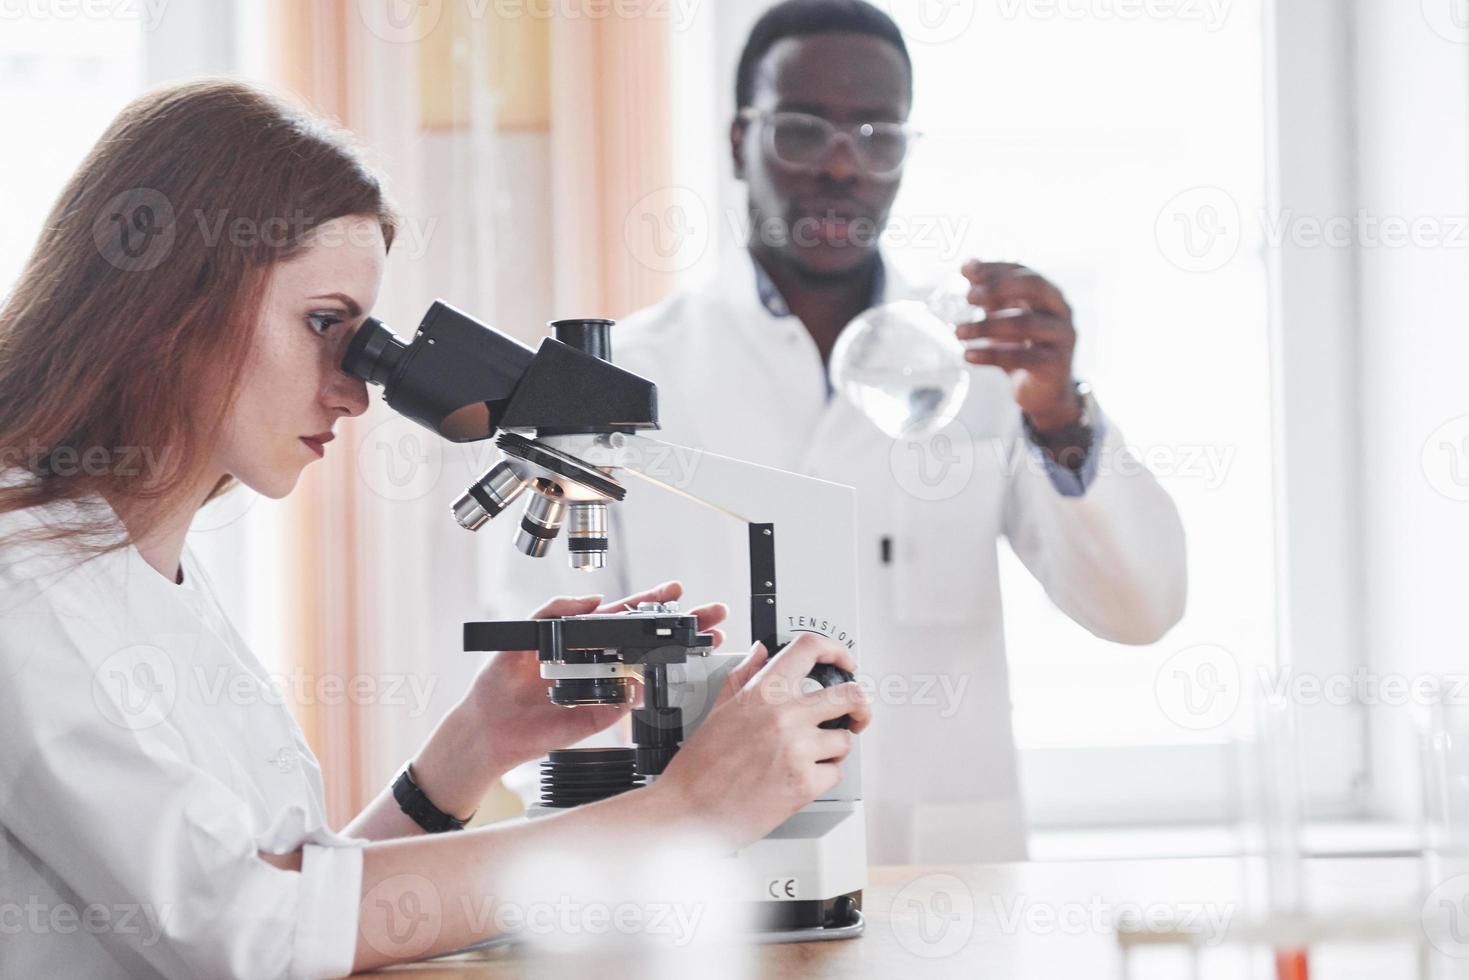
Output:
top-left (362, 857), bottom-right (1435, 979)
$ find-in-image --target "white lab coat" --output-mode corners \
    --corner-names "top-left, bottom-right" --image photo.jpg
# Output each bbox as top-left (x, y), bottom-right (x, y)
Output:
top-left (0, 489), bottom-right (361, 979)
top-left (482, 250), bottom-right (1187, 863)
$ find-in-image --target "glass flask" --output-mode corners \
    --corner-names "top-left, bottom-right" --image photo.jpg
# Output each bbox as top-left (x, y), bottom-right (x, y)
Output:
top-left (829, 298), bottom-right (971, 440)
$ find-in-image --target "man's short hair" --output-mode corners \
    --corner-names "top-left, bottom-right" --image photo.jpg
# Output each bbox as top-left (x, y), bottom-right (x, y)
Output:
top-left (735, 0), bottom-right (913, 110)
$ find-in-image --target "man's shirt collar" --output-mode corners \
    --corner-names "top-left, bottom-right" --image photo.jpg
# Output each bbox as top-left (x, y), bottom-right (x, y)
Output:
top-left (750, 253), bottom-right (888, 317)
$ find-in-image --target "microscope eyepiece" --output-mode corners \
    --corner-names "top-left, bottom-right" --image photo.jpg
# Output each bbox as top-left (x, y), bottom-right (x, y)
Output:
top-left (550, 318), bottom-right (614, 362)
top-left (341, 317), bottom-right (406, 387)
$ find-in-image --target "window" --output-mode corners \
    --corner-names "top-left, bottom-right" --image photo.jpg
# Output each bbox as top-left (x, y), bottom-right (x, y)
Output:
top-left (680, 0), bottom-right (1348, 828)
top-left (0, 18), bottom-right (144, 293)
top-left (883, 3), bottom-right (1282, 826)
top-left (0, 9), bottom-right (295, 674)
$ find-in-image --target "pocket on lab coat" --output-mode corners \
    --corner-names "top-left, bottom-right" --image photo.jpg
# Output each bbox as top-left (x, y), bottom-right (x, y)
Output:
top-left (889, 430), bottom-right (1006, 625)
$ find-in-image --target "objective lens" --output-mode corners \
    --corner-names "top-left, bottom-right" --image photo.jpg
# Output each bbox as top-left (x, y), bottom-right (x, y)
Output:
top-left (452, 460), bottom-right (530, 531)
top-left (340, 317), bottom-right (407, 387)
top-left (566, 501), bottom-right (608, 570)
top-left (515, 487), bottom-right (566, 558)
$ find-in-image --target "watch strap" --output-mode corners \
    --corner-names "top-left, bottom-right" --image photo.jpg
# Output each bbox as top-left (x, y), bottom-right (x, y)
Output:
top-left (1022, 381), bottom-right (1096, 470)
top-left (392, 764), bottom-right (472, 833)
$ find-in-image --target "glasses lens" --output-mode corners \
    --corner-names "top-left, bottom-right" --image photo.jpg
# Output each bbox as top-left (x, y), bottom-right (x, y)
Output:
top-left (770, 114), bottom-right (832, 166)
top-left (767, 113), bottom-right (909, 178)
top-left (858, 124), bottom-right (910, 176)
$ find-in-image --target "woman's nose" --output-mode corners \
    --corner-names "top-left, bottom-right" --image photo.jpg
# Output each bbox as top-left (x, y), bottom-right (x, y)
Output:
top-left (324, 367), bottom-right (370, 419)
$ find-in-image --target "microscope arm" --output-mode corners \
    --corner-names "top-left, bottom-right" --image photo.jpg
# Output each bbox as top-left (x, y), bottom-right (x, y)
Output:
top-left (538, 432), bottom-right (862, 659)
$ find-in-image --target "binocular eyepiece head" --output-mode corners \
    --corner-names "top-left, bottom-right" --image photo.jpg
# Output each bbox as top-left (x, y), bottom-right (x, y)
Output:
top-left (340, 304), bottom-right (649, 571)
top-left (341, 317), bottom-right (406, 389)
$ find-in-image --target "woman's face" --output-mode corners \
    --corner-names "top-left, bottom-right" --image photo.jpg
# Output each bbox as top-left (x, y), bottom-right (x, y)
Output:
top-left (213, 214), bottom-right (386, 498)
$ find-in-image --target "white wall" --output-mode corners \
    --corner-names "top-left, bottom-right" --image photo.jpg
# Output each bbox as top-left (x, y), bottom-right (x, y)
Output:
top-left (144, 0), bottom-right (237, 83)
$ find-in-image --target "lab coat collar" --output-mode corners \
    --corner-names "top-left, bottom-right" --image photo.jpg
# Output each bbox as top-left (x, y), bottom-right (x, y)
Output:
top-left (750, 251), bottom-right (890, 318)
top-left (691, 248), bottom-right (926, 467)
top-left (716, 247), bottom-right (919, 322)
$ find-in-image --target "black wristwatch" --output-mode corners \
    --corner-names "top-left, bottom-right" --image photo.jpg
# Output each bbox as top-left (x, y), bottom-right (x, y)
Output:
top-left (1022, 380), bottom-right (1096, 471)
top-left (392, 764), bottom-right (473, 833)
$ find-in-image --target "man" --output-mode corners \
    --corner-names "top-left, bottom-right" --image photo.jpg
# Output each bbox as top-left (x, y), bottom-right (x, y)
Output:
top-left (485, 0), bottom-right (1186, 863)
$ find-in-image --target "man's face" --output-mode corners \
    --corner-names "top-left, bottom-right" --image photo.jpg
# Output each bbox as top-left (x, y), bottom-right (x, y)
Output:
top-left (733, 32), bottom-right (912, 279)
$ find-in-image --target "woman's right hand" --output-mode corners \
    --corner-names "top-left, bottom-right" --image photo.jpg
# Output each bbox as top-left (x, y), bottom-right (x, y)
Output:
top-left (352, 635), bottom-right (868, 972)
top-left (653, 634), bottom-right (872, 848)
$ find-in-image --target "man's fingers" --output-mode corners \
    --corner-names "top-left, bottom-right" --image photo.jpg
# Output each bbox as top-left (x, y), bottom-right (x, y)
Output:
top-left (595, 581), bottom-right (683, 615)
top-left (956, 310), bottom-right (1070, 346)
top-left (963, 345), bottom-right (1058, 374)
top-left (962, 259), bottom-right (1025, 284)
top-left (971, 276), bottom-right (1071, 320)
top-left (963, 262), bottom-right (1072, 319)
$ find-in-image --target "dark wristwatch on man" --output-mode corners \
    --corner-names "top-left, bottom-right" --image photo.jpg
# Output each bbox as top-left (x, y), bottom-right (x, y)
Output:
top-left (1022, 380), bottom-right (1096, 472)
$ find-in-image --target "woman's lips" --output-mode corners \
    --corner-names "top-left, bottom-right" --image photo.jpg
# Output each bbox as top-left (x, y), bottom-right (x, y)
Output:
top-left (299, 431), bottom-right (334, 458)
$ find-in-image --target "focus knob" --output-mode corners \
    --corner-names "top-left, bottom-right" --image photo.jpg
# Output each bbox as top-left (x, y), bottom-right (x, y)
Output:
top-left (801, 662), bottom-right (857, 730)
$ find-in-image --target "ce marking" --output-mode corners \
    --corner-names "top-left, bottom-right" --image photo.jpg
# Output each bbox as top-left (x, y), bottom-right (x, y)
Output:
top-left (767, 878), bottom-right (798, 899)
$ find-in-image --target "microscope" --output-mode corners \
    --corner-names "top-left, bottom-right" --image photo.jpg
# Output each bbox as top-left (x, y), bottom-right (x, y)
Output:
top-left (343, 302), bottom-right (866, 941)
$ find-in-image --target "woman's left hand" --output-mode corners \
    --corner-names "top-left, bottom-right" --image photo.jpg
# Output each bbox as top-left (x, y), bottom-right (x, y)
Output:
top-left (465, 581), bottom-right (728, 777)
top-left (397, 582), bottom-right (726, 826)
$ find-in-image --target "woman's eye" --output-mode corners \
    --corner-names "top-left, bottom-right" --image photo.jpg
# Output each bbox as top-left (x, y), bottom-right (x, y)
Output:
top-left (306, 313), bottom-right (341, 336)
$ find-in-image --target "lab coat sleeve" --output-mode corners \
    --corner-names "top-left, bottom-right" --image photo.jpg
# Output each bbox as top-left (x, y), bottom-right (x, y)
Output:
top-left (0, 610), bottom-right (362, 980)
top-left (1001, 405), bottom-right (1188, 644)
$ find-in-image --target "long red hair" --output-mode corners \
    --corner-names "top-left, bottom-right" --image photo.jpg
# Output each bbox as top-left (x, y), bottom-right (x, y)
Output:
top-left (0, 78), bottom-right (397, 551)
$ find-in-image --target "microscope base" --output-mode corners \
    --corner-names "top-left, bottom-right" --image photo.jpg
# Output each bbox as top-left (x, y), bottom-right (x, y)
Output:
top-left (747, 889), bottom-right (864, 943)
top-left (522, 798), bottom-right (868, 943)
top-left (732, 799), bottom-right (866, 906)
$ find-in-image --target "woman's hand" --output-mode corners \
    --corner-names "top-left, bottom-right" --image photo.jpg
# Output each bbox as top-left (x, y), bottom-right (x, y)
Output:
top-left (651, 633), bottom-right (872, 849)
top-left (463, 581), bottom-right (728, 779)
top-left (349, 582), bottom-right (726, 837)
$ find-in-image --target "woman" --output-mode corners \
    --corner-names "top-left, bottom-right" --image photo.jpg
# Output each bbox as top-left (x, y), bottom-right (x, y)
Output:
top-left (0, 79), bottom-right (870, 978)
